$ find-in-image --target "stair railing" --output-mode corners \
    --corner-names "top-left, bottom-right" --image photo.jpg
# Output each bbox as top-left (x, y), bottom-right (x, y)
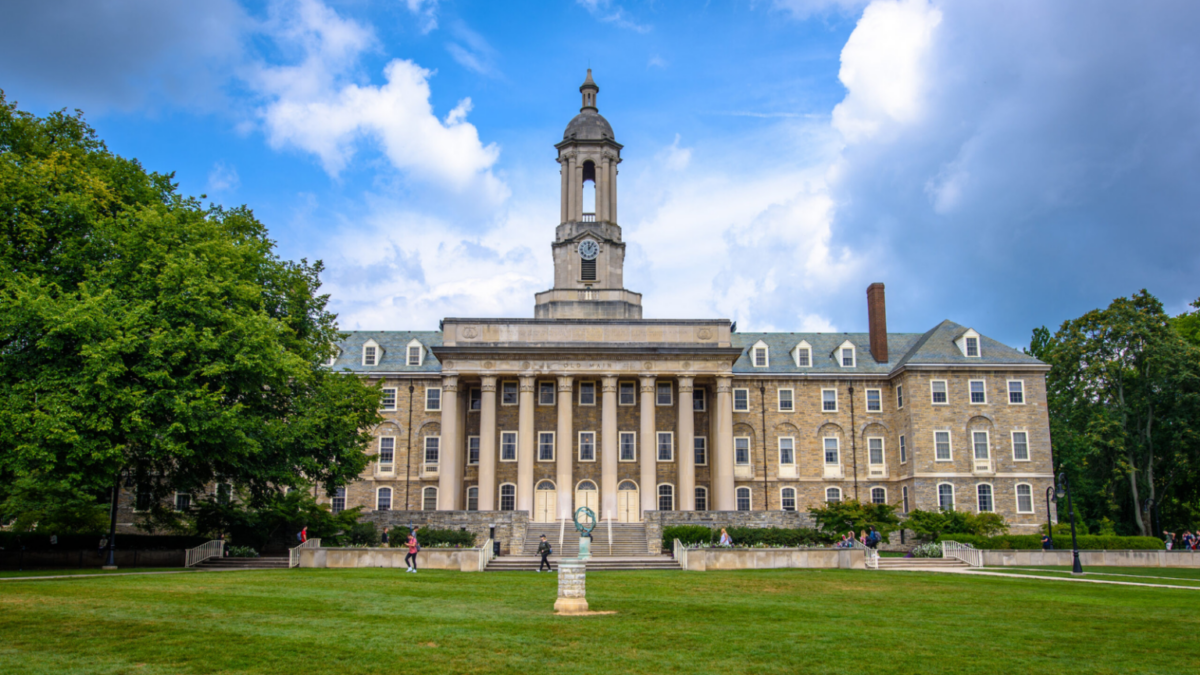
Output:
top-left (478, 539), bottom-right (494, 572)
top-left (607, 511), bottom-right (613, 556)
top-left (673, 539), bottom-right (688, 570)
top-left (941, 540), bottom-right (982, 567)
top-left (288, 538), bottom-right (321, 568)
top-left (185, 539), bottom-right (225, 567)
top-left (851, 540), bottom-right (879, 569)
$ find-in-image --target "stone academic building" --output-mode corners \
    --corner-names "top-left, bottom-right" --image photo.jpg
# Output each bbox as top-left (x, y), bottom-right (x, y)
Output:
top-left (322, 72), bottom-right (1055, 537)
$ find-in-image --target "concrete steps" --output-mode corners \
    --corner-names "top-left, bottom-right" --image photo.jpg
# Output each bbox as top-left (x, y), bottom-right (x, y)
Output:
top-left (523, 523), bottom-right (650, 557)
top-left (486, 555), bottom-right (681, 572)
top-left (874, 557), bottom-right (971, 570)
top-left (195, 556), bottom-right (291, 570)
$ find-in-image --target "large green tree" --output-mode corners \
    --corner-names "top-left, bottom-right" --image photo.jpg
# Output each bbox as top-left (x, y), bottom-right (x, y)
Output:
top-left (1029, 290), bottom-right (1200, 536)
top-left (0, 94), bottom-right (381, 530)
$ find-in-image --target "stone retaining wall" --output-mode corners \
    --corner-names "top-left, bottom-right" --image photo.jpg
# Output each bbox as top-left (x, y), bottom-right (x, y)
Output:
top-left (679, 547), bottom-right (865, 571)
top-left (981, 549), bottom-right (1200, 568)
top-left (0, 549), bottom-right (183, 570)
top-left (358, 510), bottom-right (528, 555)
top-left (296, 547), bottom-right (485, 572)
top-left (644, 511), bottom-right (818, 554)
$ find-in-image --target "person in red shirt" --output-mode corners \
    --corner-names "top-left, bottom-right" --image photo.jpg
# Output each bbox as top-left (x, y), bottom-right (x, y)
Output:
top-left (405, 528), bottom-right (420, 573)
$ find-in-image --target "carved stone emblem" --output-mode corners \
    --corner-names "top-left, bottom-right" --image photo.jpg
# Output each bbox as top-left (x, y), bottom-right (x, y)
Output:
top-left (643, 361), bottom-right (653, 370)
top-left (522, 361), bottom-right (532, 370)
top-left (443, 361), bottom-right (454, 370)
top-left (461, 326), bottom-right (479, 340)
top-left (697, 327), bottom-right (714, 341)
top-left (483, 360), bottom-right (495, 370)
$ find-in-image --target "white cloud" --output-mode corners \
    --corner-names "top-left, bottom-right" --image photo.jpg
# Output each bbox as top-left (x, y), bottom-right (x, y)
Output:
top-left (446, 22), bottom-right (499, 76)
top-left (249, 0), bottom-right (505, 201)
top-left (405, 0), bottom-right (439, 34)
top-left (576, 0), bottom-right (651, 33)
top-left (772, 0), bottom-right (871, 19)
top-left (206, 161), bottom-right (240, 192)
top-left (647, 54), bottom-right (668, 69)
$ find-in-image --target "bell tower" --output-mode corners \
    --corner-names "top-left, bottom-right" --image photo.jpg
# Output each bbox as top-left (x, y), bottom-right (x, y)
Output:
top-left (535, 70), bottom-right (643, 319)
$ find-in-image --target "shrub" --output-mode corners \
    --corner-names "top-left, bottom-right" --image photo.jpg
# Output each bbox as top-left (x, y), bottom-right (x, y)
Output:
top-left (809, 500), bottom-right (901, 539)
top-left (664, 526), bottom-right (833, 548)
top-left (397, 527), bottom-right (475, 548)
top-left (227, 546), bottom-right (258, 557)
top-left (911, 542), bottom-right (943, 558)
top-left (904, 509), bottom-right (1010, 539)
top-left (0, 533), bottom-right (208, 551)
top-left (663, 525), bottom-right (715, 547)
top-left (936, 533), bottom-right (1163, 550)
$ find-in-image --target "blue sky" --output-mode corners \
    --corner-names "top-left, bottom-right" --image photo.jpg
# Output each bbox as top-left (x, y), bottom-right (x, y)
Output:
top-left (3, 0), bottom-right (1198, 347)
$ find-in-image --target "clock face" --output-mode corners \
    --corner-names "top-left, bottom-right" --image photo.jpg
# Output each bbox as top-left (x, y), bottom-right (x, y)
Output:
top-left (578, 239), bottom-right (599, 261)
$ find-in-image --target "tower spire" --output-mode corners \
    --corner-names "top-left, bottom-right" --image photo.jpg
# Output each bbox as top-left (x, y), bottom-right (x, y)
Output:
top-left (580, 69), bottom-right (598, 112)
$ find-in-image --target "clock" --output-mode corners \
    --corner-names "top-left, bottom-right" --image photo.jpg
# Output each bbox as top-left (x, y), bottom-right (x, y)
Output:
top-left (578, 239), bottom-right (599, 260)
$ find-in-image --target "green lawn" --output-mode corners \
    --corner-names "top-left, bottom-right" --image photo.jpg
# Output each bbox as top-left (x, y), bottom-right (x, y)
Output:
top-left (1, 568), bottom-right (1196, 674)
top-left (0, 568), bottom-right (192, 579)
top-left (980, 566), bottom-right (1200, 584)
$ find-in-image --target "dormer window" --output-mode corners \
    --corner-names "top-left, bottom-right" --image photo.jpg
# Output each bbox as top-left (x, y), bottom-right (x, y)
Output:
top-left (837, 341), bottom-right (856, 368)
top-left (751, 340), bottom-right (769, 368)
top-left (792, 340), bottom-right (812, 367)
top-left (362, 339), bottom-right (381, 367)
top-left (955, 329), bottom-right (982, 358)
top-left (406, 338), bottom-right (425, 367)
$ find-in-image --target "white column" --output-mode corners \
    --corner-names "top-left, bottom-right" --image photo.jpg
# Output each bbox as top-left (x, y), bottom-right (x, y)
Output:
top-left (714, 375), bottom-right (735, 511)
top-left (566, 155), bottom-right (577, 222)
top-left (597, 158), bottom-right (609, 222)
top-left (516, 375), bottom-right (536, 513)
top-left (575, 163), bottom-right (585, 221)
top-left (437, 375), bottom-right (461, 510)
top-left (478, 376), bottom-right (497, 511)
top-left (677, 376), bottom-right (695, 511)
top-left (556, 375), bottom-right (574, 520)
top-left (639, 375), bottom-right (657, 516)
top-left (610, 160), bottom-right (618, 224)
top-left (601, 375), bottom-right (618, 519)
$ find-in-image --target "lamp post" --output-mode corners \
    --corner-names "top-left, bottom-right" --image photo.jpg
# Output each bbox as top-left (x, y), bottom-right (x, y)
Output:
top-left (1044, 485), bottom-right (1056, 543)
top-left (1056, 472), bottom-right (1083, 575)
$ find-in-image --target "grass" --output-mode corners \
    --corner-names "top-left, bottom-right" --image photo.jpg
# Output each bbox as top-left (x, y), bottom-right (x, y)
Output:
top-left (978, 566), bottom-right (1200, 585)
top-left (0, 568), bottom-right (192, 579)
top-left (1, 568), bottom-right (1196, 674)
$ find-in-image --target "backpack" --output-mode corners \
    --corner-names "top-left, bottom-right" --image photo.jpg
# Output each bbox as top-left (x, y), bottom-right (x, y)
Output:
top-left (870, 531), bottom-right (881, 544)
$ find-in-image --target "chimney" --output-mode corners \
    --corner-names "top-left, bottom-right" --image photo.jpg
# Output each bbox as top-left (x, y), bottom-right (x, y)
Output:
top-left (867, 283), bottom-right (888, 363)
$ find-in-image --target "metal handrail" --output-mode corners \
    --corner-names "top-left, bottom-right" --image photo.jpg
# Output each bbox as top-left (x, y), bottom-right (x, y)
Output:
top-left (942, 540), bottom-right (983, 567)
top-left (850, 539), bottom-right (879, 569)
top-left (673, 539), bottom-right (688, 570)
top-left (185, 539), bottom-right (225, 567)
top-left (289, 538), bottom-right (321, 568)
top-left (479, 539), bottom-right (494, 571)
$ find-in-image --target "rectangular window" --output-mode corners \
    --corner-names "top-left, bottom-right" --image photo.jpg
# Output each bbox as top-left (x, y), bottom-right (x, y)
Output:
top-left (538, 381), bottom-right (556, 406)
top-left (935, 431), bottom-right (952, 461)
top-left (467, 487), bottom-right (479, 512)
top-left (797, 348), bottom-right (810, 367)
top-left (693, 388), bottom-right (706, 411)
top-left (1008, 380), bottom-right (1025, 404)
top-left (781, 488), bottom-right (796, 511)
top-left (501, 381), bottom-right (518, 406)
top-left (423, 488), bottom-right (437, 511)
top-left (364, 346), bottom-right (377, 366)
top-left (754, 347), bottom-right (768, 367)
top-left (897, 384), bottom-right (904, 409)
top-left (657, 432), bottom-right (673, 461)
top-left (331, 488), bottom-right (345, 514)
top-left (931, 380), bottom-right (948, 404)
top-left (538, 432), bottom-right (555, 461)
top-left (135, 488), bottom-right (152, 512)
top-left (579, 432), bottom-right (596, 462)
top-left (842, 347), bottom-right (854, 367)
top-left (977, 484), bottom-right (994, 512)
top-left (381, 388), bottom-right (397, 411)
top-left (469, 387), bottom-right (481, 411)
top-left (379, 437), bottom-right (395, 465)
top-left (619, 432), bottom-right (636, 461)
top-left (467, 436), bottom-right (480, 465)
top-left (425, 387), bottom-right (441, 411)
top-left (824, 438), bottom-right (839, 465)
top-left (500, 485), bottom-right (515, 511)
top-left (1012, 431), bottom-right (1030, 461)
top-left (175, 493), bottom-right (191, 511)
top-left (822, 389), bottom-right (838, 412)
top-left (733, 388), bottom-right (749, 411)
top-left (736, 489), bottom-right (751, 511)
top-left (778, 388), bottom-right (794, 412)
top-left (779, 437), bottom-right (795, 465)
top-left (735, 437), bottom-right (750, 465)
top-left (500, 432), bottom-right (517, 461)
top-left (966, 336), bottom-right (979, 357)
top-left (1016, 484), bottom-right (1034, 513)
top-left (902, 486), bottom-right (910, 514)
top-left (695, 487), bottom-right (708, 511)
top-left (424, 436), bottom-right (440, 464)
top-left (579, 381), bottom-right (596, 406)
top-left (407, 345), bottom-right (420, 365)
top-left (658, 485), bottom-right (674, 511)
top-left (694, 436), bottom-right (708, 466)
top-left (899, 435), bottom-right (907, 464)
top-left (619, 381), bottom-right (636, 406)
top-left (866, 389), bottom-right (881, 412)
top-left (973, 431), bottom-right (990, 460)
top-left (868, 437), bottom-right (884, 465)
top-left (377, 488), bottom-right (391, 511)
top-left (656, 382), bottom-right (672, 406)
top-left (969, 380), bottom-right (987, 404)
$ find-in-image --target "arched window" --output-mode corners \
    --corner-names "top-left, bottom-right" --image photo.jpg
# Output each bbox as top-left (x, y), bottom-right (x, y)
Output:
top-left (422, 486), bottom-right (438, 511)
top-left (657, 484), bottom-right (674, 511)
top-left (537, 480), bottom-right (556, 491)
top-left (736, 487), bottom-right (751, 511)
top-left (216, 483), bottom-right (232, 505)
top-left (977, 484), bottom-right (994, 513)
top-left (1015, 483), bottom-right (1034, 514)
top-left (938, 483), bottom-right (955, 511)
top-left (871, 487), bottom-right (886, 505)
top-left (694, 486), bottom-right (708, 511)
top-left (781, 487), bottom-right (796, 511)
top-left (377, 487), bottom-right (392, 511)
top-left (466, 486), bottom-right (479, 512)
top-left (582, 160), bottom-right (597, 218)
top-left (499, 484), bottom-right (516, 511)
top-left (331, 487), bottom-right (346, 513)
top-left (825, 487), bottom-right (842, 503)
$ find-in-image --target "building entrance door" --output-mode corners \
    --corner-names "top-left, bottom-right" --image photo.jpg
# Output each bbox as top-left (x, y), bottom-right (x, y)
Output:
top-left (534, 481), bottom-right (557, 522)
top-left (617, 481), bottom-right (640, 522)
top-left (575, 480), bottom-right (599, 516)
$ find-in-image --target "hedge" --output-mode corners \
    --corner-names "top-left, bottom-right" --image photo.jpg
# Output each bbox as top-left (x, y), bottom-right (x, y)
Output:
top-left (0, 533), bottom-right (209, 551)
top-left (663, 526), bottom-right (833, 548)
top-left (936, 533), bottom-right (1164, 550)
top-left (399, 527), bottom-right (476, 548)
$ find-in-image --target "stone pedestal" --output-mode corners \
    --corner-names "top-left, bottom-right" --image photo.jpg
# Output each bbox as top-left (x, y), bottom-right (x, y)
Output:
top-left (554, 559), bottom-right (588, 614)
top-left (578, 534), bottom-right (591, 560)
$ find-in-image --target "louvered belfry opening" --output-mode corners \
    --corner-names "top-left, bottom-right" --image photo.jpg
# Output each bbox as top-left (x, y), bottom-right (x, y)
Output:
top-left (581, 257), bottom-right (597, 281)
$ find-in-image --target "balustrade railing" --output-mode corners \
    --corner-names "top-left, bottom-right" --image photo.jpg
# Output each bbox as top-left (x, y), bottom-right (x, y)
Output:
top-left (673, 539), bottom-right (689, 571)
top-left (942, 540), bottom-right (983, 567)
top-left (185, 539), bottom-right (225, 567)
top-left (581, 213), bottom-right (596, 222)
top-left (478, 539), bottom-right (494, 572)
top-left (851, 540), bottom-right (879, 569)
top-left (289, 538), bottom-right (321, 568)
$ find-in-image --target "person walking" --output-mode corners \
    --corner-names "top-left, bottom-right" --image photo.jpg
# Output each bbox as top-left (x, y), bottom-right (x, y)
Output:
top-left (1041, 533), bottom-right (1053, 550)
top-left (299, 526), bottom-right (308, 544)
top-left (405, 528), bottom-right (420, 573)
top-left (866, 526), bottom-right (881, 549)
top-left (536, 535), bottom-right (552, 572)
top-left (718, 528), bottom-right (733, 547)
top-left (1164, 531), bottom-right (1175, 551)
top-left (381, 527), bottom-right (390, 548)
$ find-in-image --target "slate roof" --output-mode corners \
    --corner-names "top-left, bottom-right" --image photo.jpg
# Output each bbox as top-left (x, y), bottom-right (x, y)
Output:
top-left (329, 331), bottom-right (443, 373)
top-left (331, 320), bottom-right (1042, 375)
